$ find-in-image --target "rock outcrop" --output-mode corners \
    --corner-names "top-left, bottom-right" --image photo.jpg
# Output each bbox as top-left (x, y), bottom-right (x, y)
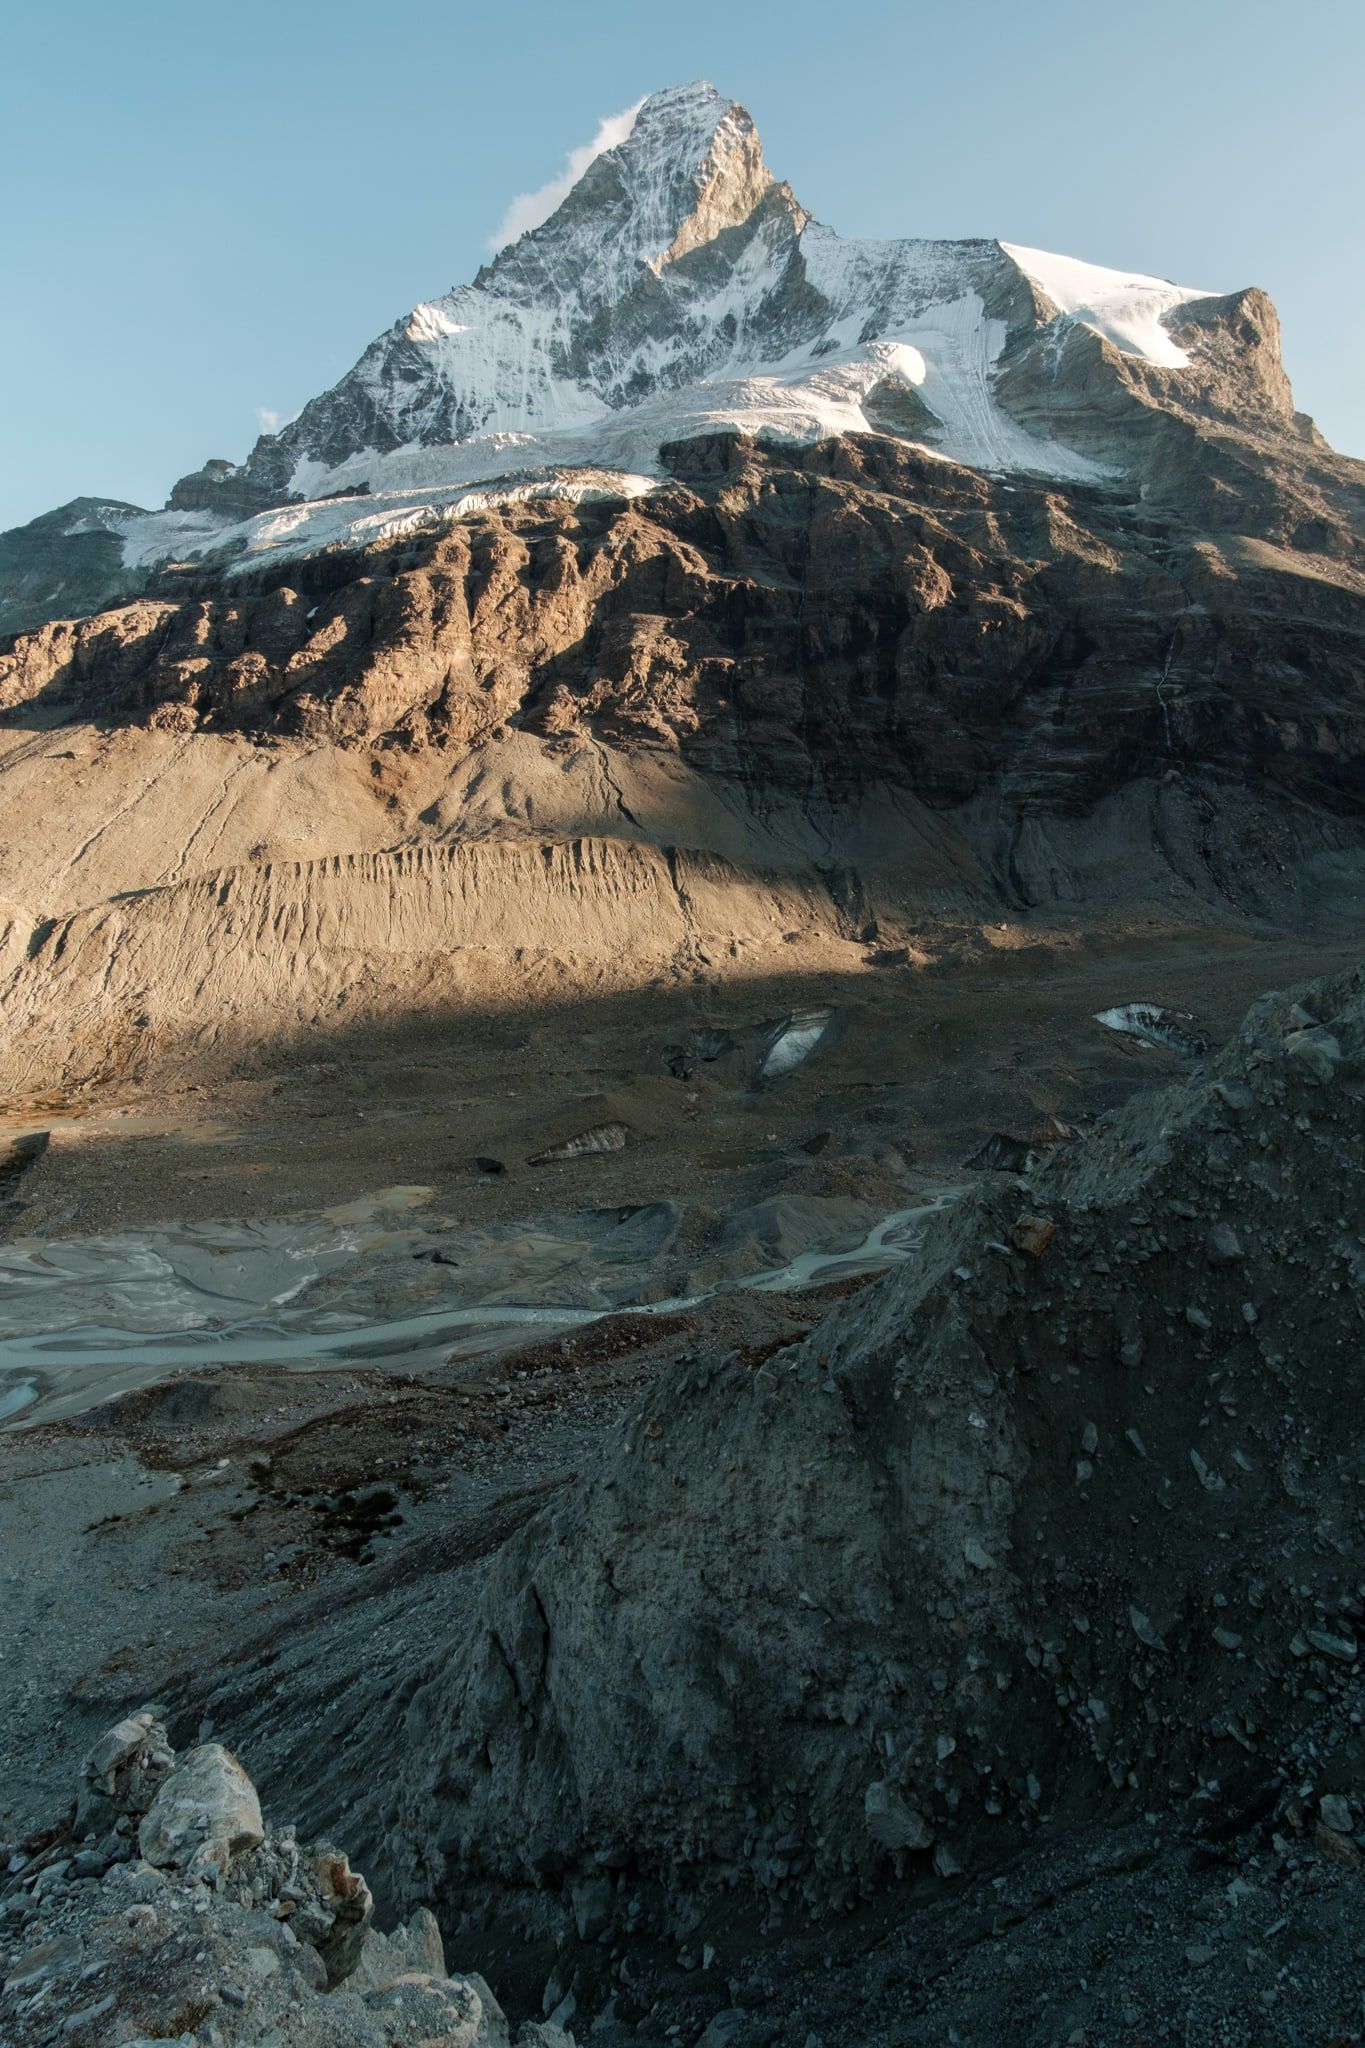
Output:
top-left (0, 499), bottom-right (146, 643)
top-left (0, 1714), bottom-right (570, 2048)
top-left (2, 429), bottom-right (1363, 1092)
top-left (3, 435), bottom-right (1363, 878)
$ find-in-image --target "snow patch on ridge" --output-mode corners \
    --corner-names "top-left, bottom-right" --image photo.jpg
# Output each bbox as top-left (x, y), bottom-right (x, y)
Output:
top-left (1001, 243), bottom-right (1210, 368)
top-left (109, 470), bottom-right (659, 577)
top-left (108, 508), bottom-right (230, 570)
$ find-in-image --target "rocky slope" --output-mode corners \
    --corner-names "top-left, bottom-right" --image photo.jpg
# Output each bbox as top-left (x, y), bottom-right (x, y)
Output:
top-left (295, 968), bottom-right (1363, 2001)
top-left (7, 961), bottom-right (1359, 2048)
top-left (0, 429), bottom-right (1362, 1095)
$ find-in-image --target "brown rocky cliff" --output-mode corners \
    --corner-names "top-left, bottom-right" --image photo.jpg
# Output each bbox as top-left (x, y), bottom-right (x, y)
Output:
top-left (4, 437), bottom-right (1362, 859)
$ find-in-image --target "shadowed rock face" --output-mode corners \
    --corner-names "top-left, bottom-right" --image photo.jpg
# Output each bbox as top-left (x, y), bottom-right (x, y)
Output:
top-left (0, 500), bottom-right (144, 643)
top-left (3, 436), bottom-right (1363, 915)
top-left (362, 967), bottom-right (1364, 1943)
top-left (0, 1711), bottom-right (567, 2048)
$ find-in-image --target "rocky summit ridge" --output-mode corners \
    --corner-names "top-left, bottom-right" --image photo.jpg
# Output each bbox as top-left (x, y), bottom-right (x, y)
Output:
top-left (0, 80), bottom-right (1349, 638)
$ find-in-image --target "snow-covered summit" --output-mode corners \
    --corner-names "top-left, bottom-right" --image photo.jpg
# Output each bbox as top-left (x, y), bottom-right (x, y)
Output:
top-left (7, 81), bottom-right (1277, 613)
top-left (232, 78), bottom-right (1216, 515)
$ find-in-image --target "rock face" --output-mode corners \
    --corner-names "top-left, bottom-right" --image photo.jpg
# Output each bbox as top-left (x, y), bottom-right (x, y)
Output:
top-left (366, 966), bottom-right (1365, 1939)
top-left (0, 499), bottom-right (145, 642)
top-left (0, 1717), bottom-right (570, 2048)
top-left (0, 427), bottom-right (1361, 1096)
top-left (3, 433), bottom-right (1362, 905)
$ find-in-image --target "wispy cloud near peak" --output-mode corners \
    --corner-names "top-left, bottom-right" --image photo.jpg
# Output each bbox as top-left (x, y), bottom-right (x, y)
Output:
top-left (487, 99), bottom-right (644, 251)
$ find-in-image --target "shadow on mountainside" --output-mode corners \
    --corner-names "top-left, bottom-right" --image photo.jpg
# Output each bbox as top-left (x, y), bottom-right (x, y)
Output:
top-left (5, 957), bottom-right (1359, 2045)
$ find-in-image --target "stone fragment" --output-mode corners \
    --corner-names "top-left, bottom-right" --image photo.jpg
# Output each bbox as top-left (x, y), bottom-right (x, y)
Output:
top-left (1129, 1606), bottom-right (1164, 1649)
top-left (138, 1743), bottom-right (263, 1879)
top-left (1305, 1628), bottom-right (1357, 1664)
top-left (570, 1872), bottom-right (614, 1941)
top-left (1319, 1793), bottom-right (1354, 1833)
top-left (82, 1713), bottom-right (158, 1786)
top-left (2, 1932), bottom-right (82, 1992)
top-left (1284, 1026), bottom-right (1342, 1080)
top-left (1314, 1823), bottom-right (1362, 1868)
top-left (60, 1991), bottom-right (117, 2035)
top-left (697, 2013), bottom-right (750, 2048)
top-left (1206, 1222), bottom-right (1243, 1265)
top-left (1189, 1449), bottom-right (1224, 1492)
top-left (864, 1781), bottom-right (933, 1851)
top-left (1013, 1214), bottom-right (1055, 1257)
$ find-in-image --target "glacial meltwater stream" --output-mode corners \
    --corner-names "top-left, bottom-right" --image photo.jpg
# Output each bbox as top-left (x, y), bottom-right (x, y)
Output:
top-left (0, 1188), bottom-right (961, 1430)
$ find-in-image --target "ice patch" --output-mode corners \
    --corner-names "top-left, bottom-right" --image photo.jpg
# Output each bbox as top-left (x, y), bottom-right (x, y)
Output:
top-left (1095, 1004), bottom-right (1209, 1055)
top-left (108, 468), bottom-right (658, 578)
top-left (758, 1008), bottom-right (833, 1083)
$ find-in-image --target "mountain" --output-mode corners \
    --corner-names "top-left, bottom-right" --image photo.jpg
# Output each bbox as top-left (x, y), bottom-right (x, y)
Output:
top-left (1, 80), bottom-right (1351, 639)
top-left (3, 86), bottom-right (1365, 2044)
top-left (0, 82), bottom-right (1362, 1100)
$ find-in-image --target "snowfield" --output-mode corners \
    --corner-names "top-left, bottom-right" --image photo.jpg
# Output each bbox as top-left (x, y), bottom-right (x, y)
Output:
top-left (1000, 243), bottom-right (1211, 369)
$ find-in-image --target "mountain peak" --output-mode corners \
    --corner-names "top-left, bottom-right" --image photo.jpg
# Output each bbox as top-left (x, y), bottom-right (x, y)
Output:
top-left (485, 79), bottom-right (778, 281)
top-left (4, 81), bottom-right (1325, 633)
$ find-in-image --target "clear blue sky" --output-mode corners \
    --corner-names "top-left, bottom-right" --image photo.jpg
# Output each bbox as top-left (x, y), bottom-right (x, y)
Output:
top-left (3, 0), bottom-right (1362, 530)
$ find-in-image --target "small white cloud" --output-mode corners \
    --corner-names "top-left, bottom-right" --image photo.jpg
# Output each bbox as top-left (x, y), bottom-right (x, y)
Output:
top-left (256, 406), bottom-right (297, 436)
top-left (488, 99), bottom-right (644, 251)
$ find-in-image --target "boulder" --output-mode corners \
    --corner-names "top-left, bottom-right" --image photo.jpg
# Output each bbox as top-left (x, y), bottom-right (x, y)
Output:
top-left (306, 1843), bottom-right (374, 1986)
top-left (362, 1972), bottom-right (487, 2046)
top-left (138, 1743), bottom-right (263, 1879)
top-left (348, 1904), bottom-right (445, 1991)
top-left (75, 1707), bottom-right (173, 1836)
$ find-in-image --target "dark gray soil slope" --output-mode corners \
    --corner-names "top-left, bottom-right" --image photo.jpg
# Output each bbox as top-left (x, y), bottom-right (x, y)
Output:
top-left (350, 968), bottom-right (1365, 2026)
